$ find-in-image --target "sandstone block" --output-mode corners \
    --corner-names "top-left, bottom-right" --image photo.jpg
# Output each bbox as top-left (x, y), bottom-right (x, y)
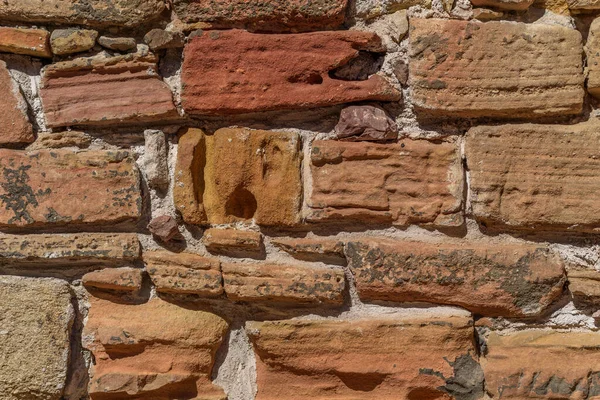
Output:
top-left (0, 233), bottom-right (140, 263)
top-left (567, 268), bottom-right (600, 308)
top-left (0, 0), bottom-right (166, 28)
top-left (97, 36), bottom-right (137, 52)
top-left (0, 149), bottom-right (141, 229)
top-left (0, 276), bottom-right (73, 400)
top-left (174, 128), bottom-right (206, 224)
top-left (356, 0), bottom-right (432, 19)
top-left (465, 121), bottom-right (600, 232)
top-left (409, 18), bottom-right (584, 118)
top-left (0, 27), bottom-right (51, 58)
top-left (144, 250), bottom-right (223, 296)
top-left (471, 7), bottom-right (504, 19)
top-left (83, 267), bottom-right (143, 292)
top-left (143, 29), bottom-right (185, 51)
top-left (50, 29), bottom-right (98, 55)
top-left (204, 228), bottom-right (263, 252)
top-left (586, 17), bottom-right (600, 98)
top-left (0, 60), bottom-right (34, 146)
top-left (271, 237), bottom-right (346, 263)
top-left (482, 330), bottom-right (600, 398)
top-left (181, 30), bottom-right (400, 115)
top-left (346, 238), bottom-right (565, 317)
top-left (41, 51), bottom-right (178, 128)
top-left (308, 139), bottom-right (463, 227)
top-left (334, 105), bottom-right (398, 142)
top-left (247, 311), bottom-right (483, 399)
top-left (143, 129), bottom-right (169, 190)
top-left (84, 297), bottom-right (228, 399)
top-left (28, 131), bottom-right (92, 150)
top-left (471, 0), bottom-right (533, 9)
top-left (172, 0), bottom-right (348, 31)
top-left (223, 262), bottom-right (345, 304)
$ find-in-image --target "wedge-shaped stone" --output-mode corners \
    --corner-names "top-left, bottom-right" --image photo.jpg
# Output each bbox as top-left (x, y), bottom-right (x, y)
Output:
top-left (0, 60), bottom-right (34, 146)
top-left (0, 27), bottom-right (51, 58)
top-left (308, 139), bottom-right (463, 227)
top-left (181, 30), bottom-right (400, 115)
top-left (346, 238), bottom-right (565, 317)
top-left (0, 233), bottom-right (140, 263)
top-left (482, 330), bottom-right (600, 398)
top-left (409, 18), bottom-right (584, 118)
top-left (0, 276), bottom-right (73, 400)
top-left (41, 51), bottom-right (178, 128)
top-left (0, 150), bottom-right (141, 229)
top-left (84, 297), bottom-right (228, 400)
top-left (247, 311), bottom-right (483, 399)
top-left (466, 121), bottom-right (600, 232)
top-left (144, 250), bottom-right (223, 296)
top-left (223, 262), bottom-right (345, 304)
top-left (0, 0), bottom-right (166, 28)
top-left (172, 0), bottom-right (348, 31)
top-left (175, 128), bottom-right (303, 226)
top-left (83, 267), bottom-right (143, 293)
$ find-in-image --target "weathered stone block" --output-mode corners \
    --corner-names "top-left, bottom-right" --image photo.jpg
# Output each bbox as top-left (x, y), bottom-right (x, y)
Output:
top-left (346, 238), bottom-right (565, 317)
top-left (470, 0), bottom-right (533, 9)
top-left (50, 28), bottom-right (98, 56)
top-left (0, 27), bottom-right (51, 58)
top-left (181, 30), bottom-right (400, 115)
top-left (0, 276), bottom-right (73, 400)
top-left (482, 330), bottom-right (600, 398)
top-left (172, 0), bottom-right (348, 31)
top-left (0, 150), bottom-right (141, 229)
top-left (203, 228), bottom-right (263, 252)
top-left (308, 139), bottom-right (463, 227)
top-left (271, 237), bottom-right (345, 262)
top-left (0, 60), bottom-right (34, 146)
top-left (174, 128), bottom-right (206, 224)
top-left (567, 267), bottom-right (600, 308)
top-left (409, 18), bottom-right (584, 118)
top-left (247, 311), bottom-right (483, 399)
top-left (84, 297), bottom-right (228, 399)
top-left (586, 17), bottom-right (600, 98)
top-left (0, 0), bottom-right (166, 28)
top-left (144, 250), bottom-right (223, 296)
top-left (41, 51), bottom-right (178, 128)
top-left (334, 105), bottom-right (398, 142)
top-left (83, 267), bottom-right (143, 292)
top-left (465, 121), bottom-right (600, 232)
top-left (223, 262), bottom-right (345, 304)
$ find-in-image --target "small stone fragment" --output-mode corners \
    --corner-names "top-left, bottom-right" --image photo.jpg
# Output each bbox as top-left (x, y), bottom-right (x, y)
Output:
top-left (0, 26), bottom-right (51, 58)
top-left (471, 7), bottom-right (505, 18)
top-left (393, 60), bottom-right (409, 85)
top-left (50, 28), bottom-right (98, 55)
top-left (144, 250), bottom-right (223, 296)
top-left (97, 36), bottom-right (137, 52)
top-left (0, 60), bottom-right (34, 145)
top-left (334, 105), bottom-right (398, 142)
top-left (147, 215), bottom-right (179, 242)
top-left (28, 131), bottom-right (91, 150)
top-left (204, 228), bottom-right (263, 253)
top-left (143, 29), bottom-right (185, 51)
top-left (82, 267), bottom-right (143, 292)
top-left (143, 129), bottom-right (169, 190)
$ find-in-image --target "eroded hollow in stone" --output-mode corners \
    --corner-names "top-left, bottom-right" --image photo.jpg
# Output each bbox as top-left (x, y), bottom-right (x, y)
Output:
top-left (330, 51), bottom-right (385, 81)
top-left (225, 186), bottom-right (258, 219)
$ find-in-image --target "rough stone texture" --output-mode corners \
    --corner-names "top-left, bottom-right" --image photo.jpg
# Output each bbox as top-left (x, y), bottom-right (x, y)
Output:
top-left (82, 267), bottom-right (143, 292)
top-left (97, 36), bottom-right (137, 52)
top-left (174, 128), bottom-right (206, 224)
top-left (308, 139), bottom-right (463, 227)
top-left (0, 276), bottom-right (73, 400)
top-left (0, 60), bottom-right (35, 146)
top-left (84, 297), bottom-right (228, 400)
top-left (471, 0), bottom-right (533, 9)
top-left (346, 238), bottom-right (565, 317)
top-left (362, 10), bottom-right (408, 51)
top-left (466, 121), bottom-right (600, 232)
top-left (586, 17), bottom-right (600, 98)
top-left (143, 129), bottom-right (169, 191)
top-left (172, 0), bottom-right (348, 31)
top-left (203, 128), bottom-right (303, 226)
top-left (247, 312), bottom-right (483, 399)
top-left (0, 233), bottom-right (140, 263)
top-left (356, 0), bottom-right (432, 19)
top-left (0, 0), bottom-right (166, 28)
top-left (0, 150), bottom-right (141, 229)
top-left (181, 30), bottom-right (401, 115)
top-left (334, 105), bottom-right (398, 141)
top-left (144, 250), bottom-right (223, 296)
top-left (143, 29), bottom-right (185, 51)
top-left (28, 131), bottom-right (92, 150)
top-left (41, 51), bottom-right (178, 128)
top-left (409, 18), bottom-right (584, 118)
top-left (204, 228), bottom-right (263, 252)
top-left (147, 215), bottom-right (179, 242)
top-left (567, 0), bottom-right (600, 8)
top-left (50, 29), bottom-right (98, 56)
top-left (223, 262), bottom-right (345, 304)
top-left (567, 268), bottom-right (600, 308)
top-left (471, 8), bottom-right (504, 19)
top-left (271, 237), bottom-right (346, 263)
top-left (0, 27), bottom-right (51, 58)
top-left (482, 330), bottom-right (600, 398)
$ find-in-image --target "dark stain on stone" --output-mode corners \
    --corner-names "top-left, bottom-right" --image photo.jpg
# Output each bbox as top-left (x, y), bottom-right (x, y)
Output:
top-left (419, 354), bottom-right (484, 400)
top-left (0, 164), bottom-right (41, 224)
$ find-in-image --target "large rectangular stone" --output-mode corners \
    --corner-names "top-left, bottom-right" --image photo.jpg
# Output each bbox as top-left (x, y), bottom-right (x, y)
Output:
top-left (40, 52), bottom-right (178, 128)
top-left (409, 18), bottom-right (584, 118)
top-left (0, 150), bottom-right (141, 229)
top-left (247, 311), bottom-right (483, 399)
top-left (0, 27), bottom-right (51, 58)
top-left (465, 121), bottom-right (600, 232)
top-left (307, 139), bottom-right (464, 227)
top-left (181, 30), bottom-right (400, 115)
top-left (346, 238), bottom-right (565, 317)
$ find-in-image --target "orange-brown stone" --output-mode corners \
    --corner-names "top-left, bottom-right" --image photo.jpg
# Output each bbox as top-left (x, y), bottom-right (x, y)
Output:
top-left (271, 237), bottom-right (345, 263)
top-left (181, 30), bottom-right (400, 115)
top-left (84, 297), bottom-right (228, 399)
top-left (346, 238), bottom-right (565, 317)
top-left (308, 139), bottom-right (463, 227)
top-left (0, 27), bottom-right (51, 58)
top-left (0, 60), bottom-right (34, 146)
top-left (173, 128), bottom-right (207, 225)
top-left (0, 150), bottom-right (141, 229)
top-left (203, 228), bottom-right (263, 252)
top-left (82, 268), bottom-right (143, 293)
top-left (247, 311), bottom-right (483, 399)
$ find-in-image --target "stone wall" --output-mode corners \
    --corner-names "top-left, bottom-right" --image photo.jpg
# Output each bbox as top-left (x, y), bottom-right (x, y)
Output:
top-left (1, 0), bottom-right (600, 399)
